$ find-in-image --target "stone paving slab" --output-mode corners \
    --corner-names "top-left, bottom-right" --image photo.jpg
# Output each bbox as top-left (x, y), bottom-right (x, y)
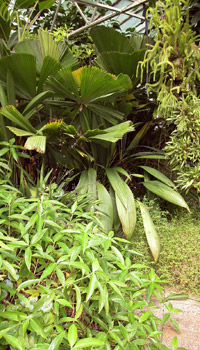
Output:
top-left (162, 298), bottom-right (200, 349)
top-left (154, 296), bottom-right (200, 350)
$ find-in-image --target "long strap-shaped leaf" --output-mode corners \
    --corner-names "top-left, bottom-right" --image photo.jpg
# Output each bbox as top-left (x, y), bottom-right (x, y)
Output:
top-left (143, 180), bottom-right (190, 211)
top-left (0, 105), bottom-right (36, 133)
top-left (106, 168), bottom-right (136, 239)
top-left (97, 182), bottom-right (113, 233)
top-left (138, 201), bottom-right (160, 263)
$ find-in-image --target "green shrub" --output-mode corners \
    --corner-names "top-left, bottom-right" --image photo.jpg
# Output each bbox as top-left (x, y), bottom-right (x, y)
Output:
top-left (0, 180), bottom-right (183, 350)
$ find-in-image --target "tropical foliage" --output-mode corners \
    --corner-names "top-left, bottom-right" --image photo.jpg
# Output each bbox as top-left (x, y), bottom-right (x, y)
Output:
top-left (0, 1), bottom-right (196, 349)
top-left (0, 17), bottom-right (190, 262)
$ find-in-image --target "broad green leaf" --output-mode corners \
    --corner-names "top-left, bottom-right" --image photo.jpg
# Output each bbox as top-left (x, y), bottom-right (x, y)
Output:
top-left (24, 135), bottom-right (46, 154)
top-left (143, 181), bottom-right (190, 211)
top-left (48, 332), bottom-right (65, 350)
top-left (3, 334), bottom-right (25, 350)
top-left (170, 319), bottom-right (181, 333)
top-left (30, 319), bottom-right (46, 338)
top-left (73, 338), bottom-right (104, 349)
top-left (87, 168), bottom-right (97, 200)
top-left (75, 170), bottom-right (88, 195)
top-left (68, 261), bottom-right (90, 272)
top-left (0, 311), bottom-right (26, 321)
top-left (88, 121), bottom-right (134, 144)
top-left (38, 29), bottom-right (60, 61)
top-left (39, 0), bottom-right (56, 10)
top-left (2, 260), bottom-right (18, 280)
top-left (171, 336), bottom-right (178, 348)
top-left (38, 56), bottom-right (62, 93)
top-left (17, 279), bottom-right (40, 290)
top-left (138, 201), bottom-right (160, 263)
top-left (15, 39), bottom-right (43, 73)
top-left (140, 166), bottom-right (175, 187)
top-left (57, 299), bottom-right (73, 308)
top-left (96, 50), bottom-right (145, 83)
top-left (40, 262), bottom-right (57, 281)
top-left (97, 183), bottom-right (113, 233)
top-left (90, 26), bottom-right (135, 54)
top-left (88, 103), bottom-right (124, 124)
top-left (0, 53), bottom-right (36, 99)
top-left (7, 69), bottom-right (16, 106)
top-left (68, 324), bottom-right (77, 348)
top-left (80, 67), bottom-right (132, 104)
top-left (14, 0), bottom-right (36, 9)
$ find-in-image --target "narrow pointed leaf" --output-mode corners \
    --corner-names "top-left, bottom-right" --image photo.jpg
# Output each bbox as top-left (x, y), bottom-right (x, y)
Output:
top-left (48, 332), bottom-right (65, 350)
top-left (73, 338), bottom-right (104, 349)
top-left (86, 273), bottom-right (97, 302)
top-left (30, 319), bottom-right (46, 338)
top-left (88, 121), bottom-right (134, 143)
top-left (23, 91), bottom-right (54, 116)
top-left (40, 262), bottom-right (56, 281)
top-left (3, 334), bottom-right (24, 350)
top-left (138, 201), bottom-right (160, 263)
top-left (25, 247), bottom-right (32, 271)
top-left (140, 166), bottom-right (175, 187)
top-left (0, 105), bottom-right (36, 133)
top-left (7, 126), bottom-right (34, 136)
top-left (68, 324), bottom-right (77, 348)
top-left (2, 260), bottom-right (18, 280)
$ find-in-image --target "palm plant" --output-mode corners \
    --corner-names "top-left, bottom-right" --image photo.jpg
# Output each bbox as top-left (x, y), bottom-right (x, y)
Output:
top-left (0, 25), bottom-right (189, 262)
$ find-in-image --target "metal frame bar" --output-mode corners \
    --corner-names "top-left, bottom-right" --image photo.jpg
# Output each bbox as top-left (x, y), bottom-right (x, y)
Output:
top-left (70, 0), bottom-right (146, 20)
top-left (68, 0), bottom-right (148, 38)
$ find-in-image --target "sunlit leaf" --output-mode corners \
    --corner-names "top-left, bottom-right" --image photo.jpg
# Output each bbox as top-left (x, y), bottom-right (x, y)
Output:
top-left (97, 183), bottom-right (113, 233)
top-left (138, 201), bottom-right (160, 263)
top-left (68, 324), bottom-right (77, 348)
top-left (24, 135), bottom-right (46, 154)
top-left (143, 181), bottom-right (190, 211)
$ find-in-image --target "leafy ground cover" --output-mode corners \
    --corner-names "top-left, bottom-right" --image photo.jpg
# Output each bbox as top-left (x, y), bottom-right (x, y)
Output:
top-left (132, 201), bottom-right (200, 296)
top-left (0, 178), bottom-right (184, 350)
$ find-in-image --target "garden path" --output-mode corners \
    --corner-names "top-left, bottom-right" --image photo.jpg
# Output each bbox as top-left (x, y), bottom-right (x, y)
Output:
top-left (154, 292), bottom-right (200, 349)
